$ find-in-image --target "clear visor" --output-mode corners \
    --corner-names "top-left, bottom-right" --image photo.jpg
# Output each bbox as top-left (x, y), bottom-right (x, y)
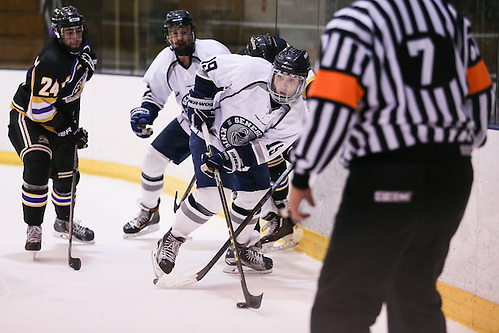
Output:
top-left (268, 69), bottom-right (306, 104)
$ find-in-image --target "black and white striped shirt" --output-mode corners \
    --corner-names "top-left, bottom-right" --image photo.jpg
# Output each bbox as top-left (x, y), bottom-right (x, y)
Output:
top-left (292, 0), bottom-right (494, 186)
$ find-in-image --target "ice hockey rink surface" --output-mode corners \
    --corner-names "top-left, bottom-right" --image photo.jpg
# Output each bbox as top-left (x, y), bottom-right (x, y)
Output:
top-left (0, 164), bottom-right (476, 332)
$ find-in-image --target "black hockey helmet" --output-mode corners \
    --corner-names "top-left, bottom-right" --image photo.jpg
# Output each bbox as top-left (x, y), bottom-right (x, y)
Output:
top-left (51, 6), bottom-right (86, 54)
top-left (163, 10), bottom-right (196, 56)
top-left (51, 6), bottom-right (85, 38)
top-left (268, 46), bottom-right (311, 104)
top-left (243, 34), bottom-right (280, 62)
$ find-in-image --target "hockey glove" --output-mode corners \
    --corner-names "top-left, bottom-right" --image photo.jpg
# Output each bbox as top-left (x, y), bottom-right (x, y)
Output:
top-left (79, 45), bottom-right (97, 79)
top-left (80, 52), bottom-right (96, 73)
top-left (187, 93), bottom-right (215, 130)
top-left (201, 145), bottom-right (255, 177)
top-left (57, 126), bottom-right (89, 149)
top-left (130, 106), bottom-right (157, 138)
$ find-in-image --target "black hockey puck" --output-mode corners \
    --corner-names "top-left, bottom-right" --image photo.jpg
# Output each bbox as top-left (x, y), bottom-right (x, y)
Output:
top-left (236, 302), bottom-right (249, 309)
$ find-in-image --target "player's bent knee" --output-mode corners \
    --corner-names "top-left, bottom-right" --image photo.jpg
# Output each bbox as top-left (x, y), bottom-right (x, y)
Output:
top-left (22, 149), bottom-right (51, 185)
top-left (191, 187), bottom-right (226, 214)
top-left (141, 146), bottom-right (171, 177)
top-left (233, 190), bottom-right (267, 210)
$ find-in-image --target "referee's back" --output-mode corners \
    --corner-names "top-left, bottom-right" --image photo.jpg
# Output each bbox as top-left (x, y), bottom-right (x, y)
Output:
top-left (301, 0), bottom-right (493, 171)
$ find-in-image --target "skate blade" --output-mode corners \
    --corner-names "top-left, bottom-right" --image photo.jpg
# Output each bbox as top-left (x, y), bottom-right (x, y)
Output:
top-left (123, 224), bottom-right (160, 239)
top-left (52, 231), bottom-right (95, 244)
top-left (151, 249), bottom-right (166, 279)
top-left (261, 228), bottom-right (304, 253)
top-left (222, 265), bottom-right (272, 275)
top-left (29, 251), bottom-right (39, 260)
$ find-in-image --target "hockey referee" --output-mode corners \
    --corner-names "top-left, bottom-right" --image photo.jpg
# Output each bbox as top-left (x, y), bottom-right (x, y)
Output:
top-left (289, 0), bottom-right (494, 332)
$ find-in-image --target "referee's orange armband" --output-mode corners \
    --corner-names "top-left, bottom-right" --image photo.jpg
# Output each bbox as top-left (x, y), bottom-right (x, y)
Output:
top-left (307, 69), bottom-right (364, 109)
top-left (467, 59), bottom-right (492, 95)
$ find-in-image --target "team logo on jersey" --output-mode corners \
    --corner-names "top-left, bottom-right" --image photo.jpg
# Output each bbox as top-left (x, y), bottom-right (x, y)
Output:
top-left (63, 70), bottom-right (88, 103)
top-left (219, 116), bottom-right (263, 148)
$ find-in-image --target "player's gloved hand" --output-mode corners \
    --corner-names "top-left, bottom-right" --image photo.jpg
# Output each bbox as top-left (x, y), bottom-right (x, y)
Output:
top-left (200, 146), bottom-right (254, 177)
top-left (71, 127), bottom-right (89, 149)
top-left (57, 126), bottom-right (89, 149)
top-left (80, 52), bottom-right (96, 73)
top-left (130, 107), bottom-right (155, 138)
top-left (79, 45), bottom-right (97, 79)
top-left (187, 93), bottom-right (215, 130)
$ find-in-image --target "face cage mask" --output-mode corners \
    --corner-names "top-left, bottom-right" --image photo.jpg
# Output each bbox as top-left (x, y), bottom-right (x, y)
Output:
top-left (166, 28), bottom-right (196, 56)
top-left (268, 69), bottom-right (306, 104)
top-left (55, 26), bottom-right (86, 56)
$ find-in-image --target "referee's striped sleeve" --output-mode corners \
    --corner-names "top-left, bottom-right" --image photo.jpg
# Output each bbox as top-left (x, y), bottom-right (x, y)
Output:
top-left (465, 26), bottom-right (494, 147)
top-left (292, 20), bottom-right (368, 185)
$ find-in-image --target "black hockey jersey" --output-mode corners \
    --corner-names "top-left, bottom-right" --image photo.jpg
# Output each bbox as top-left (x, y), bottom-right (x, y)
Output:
top-left (10, 37), bottom-right (96, 133)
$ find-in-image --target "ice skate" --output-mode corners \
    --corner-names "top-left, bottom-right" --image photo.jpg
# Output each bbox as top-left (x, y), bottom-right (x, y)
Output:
top-left (123, 200), bottom-right (160, 239)
top-left (152, 228), bottom-right (186, 278)
top-left (224, 244), bottom-right (273, 274)
top-left (260, 213), bottom-right (302, 252)
top-left (25, 225), bottom-right (42, 259)
top-left (53, 218), bottom-right (95, 243)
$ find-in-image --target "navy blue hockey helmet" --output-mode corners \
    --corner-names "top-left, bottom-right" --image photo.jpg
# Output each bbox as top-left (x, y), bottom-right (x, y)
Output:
top-left (268, 46), bottom-right (311, 104)
top-left (163, 10), bottom-right (196, 56)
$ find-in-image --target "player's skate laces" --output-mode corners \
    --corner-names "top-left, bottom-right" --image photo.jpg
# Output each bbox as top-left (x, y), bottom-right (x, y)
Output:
top-left (225, 244), bottom-right (273, 272)
top-left (155, 228), bottom-right (186, 275)
top-left (25, 225), bottom-right (42, 251)
top-left (123, 200), bottom-right (160, 237)
top-left (260, 212), bottom-right (294, 244)
top-left (53, 218), bottom-right (95, 243)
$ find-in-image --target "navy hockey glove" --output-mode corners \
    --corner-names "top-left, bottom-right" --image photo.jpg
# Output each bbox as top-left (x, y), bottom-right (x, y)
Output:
top-left (187, 93), bottom-right (215, 130)
top-left (130, 107), bottom-right (157, 138)
top-left (201, 145), bottom-right (255, 177)
top-left (57, 126), bottom-right (89, 149)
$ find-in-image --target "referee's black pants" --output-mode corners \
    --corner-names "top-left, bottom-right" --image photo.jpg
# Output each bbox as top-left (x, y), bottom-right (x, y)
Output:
top-left (311, 144), bottom-right (473, 333)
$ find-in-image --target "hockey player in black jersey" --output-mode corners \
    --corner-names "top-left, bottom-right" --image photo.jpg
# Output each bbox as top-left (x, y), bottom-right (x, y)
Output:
top-left (8, 6), bottom-right (97, 252)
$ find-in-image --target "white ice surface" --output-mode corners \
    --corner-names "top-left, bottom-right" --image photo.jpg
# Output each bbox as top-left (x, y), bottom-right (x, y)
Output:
top-left (0, 165), bottom-right (475, 332)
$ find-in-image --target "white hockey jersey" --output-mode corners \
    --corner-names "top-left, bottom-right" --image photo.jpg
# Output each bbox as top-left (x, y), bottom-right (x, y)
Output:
top-left (195, 54), bottom-right (308, 165)
top-left (141, 39), bottom-right (230, 133)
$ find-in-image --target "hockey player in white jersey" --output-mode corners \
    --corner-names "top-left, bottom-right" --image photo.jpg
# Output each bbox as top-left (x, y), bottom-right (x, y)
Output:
top-left (240, 34), bottom-right (314, 251)
top-left (152, 46), bottom-right (311, 276)
top-left (123, 10), bottom-right (230, 238)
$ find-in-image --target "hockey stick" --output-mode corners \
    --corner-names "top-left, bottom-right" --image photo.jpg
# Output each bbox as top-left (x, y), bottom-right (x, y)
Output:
top-left (68, 145), bottom-right (81, 270)
top-left (202, 122), bottom-right (262, 309)
top-left (173, 175), bottom-right (196, 213)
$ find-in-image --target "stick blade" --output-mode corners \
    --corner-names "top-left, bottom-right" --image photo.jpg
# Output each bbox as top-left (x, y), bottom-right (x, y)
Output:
top-left (246, 292), bottom-right (263, 309)
top-left (69, 257), bottom-right (81, 270)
